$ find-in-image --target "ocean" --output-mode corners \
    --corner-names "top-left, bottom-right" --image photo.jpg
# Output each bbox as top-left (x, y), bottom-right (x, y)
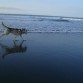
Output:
top-left (0, 14), bottom-right (83, 32)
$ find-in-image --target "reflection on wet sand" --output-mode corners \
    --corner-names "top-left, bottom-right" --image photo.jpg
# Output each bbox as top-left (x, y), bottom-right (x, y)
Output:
top-left (0, 40), bottom-right (27, 59)
top-left (0, 22), bottom-right (27, 39)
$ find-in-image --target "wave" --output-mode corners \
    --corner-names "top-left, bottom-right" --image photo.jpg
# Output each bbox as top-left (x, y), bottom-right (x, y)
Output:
top-left (25, 29), bottom-right (83, 33)
top-left (0, 14), bottom-right (83, 22)
top-left (1, 30), bottom-right (83, 33)
top-left (0, 14), bottom-right (83, 33)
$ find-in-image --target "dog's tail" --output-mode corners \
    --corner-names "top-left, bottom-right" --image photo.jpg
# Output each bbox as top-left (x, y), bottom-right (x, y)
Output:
top-left (2, 22), bottom-right (10, 29)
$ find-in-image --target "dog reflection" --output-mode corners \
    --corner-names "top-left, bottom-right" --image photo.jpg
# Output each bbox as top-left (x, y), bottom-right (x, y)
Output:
top-left (0, 40), bottom-right (27, 59)
top-left (0, 22), bottom-right (27, 39)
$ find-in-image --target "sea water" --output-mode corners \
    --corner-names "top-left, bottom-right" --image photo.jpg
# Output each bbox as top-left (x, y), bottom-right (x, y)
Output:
top-left (0, 14), bottom-right (83, 32)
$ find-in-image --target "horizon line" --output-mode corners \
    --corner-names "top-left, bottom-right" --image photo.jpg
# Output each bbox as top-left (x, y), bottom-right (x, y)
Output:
top-left (0, 13), bottom-right (83, 19)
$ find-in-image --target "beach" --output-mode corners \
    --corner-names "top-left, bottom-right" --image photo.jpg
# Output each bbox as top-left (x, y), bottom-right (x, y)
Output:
top-left (0, 14), bottom-right (83, 83)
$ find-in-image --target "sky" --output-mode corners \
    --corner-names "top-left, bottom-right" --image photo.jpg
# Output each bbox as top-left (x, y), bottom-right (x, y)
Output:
top-left (0, 0), bottom-right (83, 17)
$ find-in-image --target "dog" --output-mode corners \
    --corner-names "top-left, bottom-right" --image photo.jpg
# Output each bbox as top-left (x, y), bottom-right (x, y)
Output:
top-left (1, 22), bottom-right (27, 39)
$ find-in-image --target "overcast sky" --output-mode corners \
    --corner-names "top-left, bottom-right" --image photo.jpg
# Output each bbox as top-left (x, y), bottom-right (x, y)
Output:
top-left (0, 0), bottom-right (83, 17)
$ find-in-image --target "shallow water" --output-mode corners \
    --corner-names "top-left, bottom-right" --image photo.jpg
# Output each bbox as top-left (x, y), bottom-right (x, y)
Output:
top-left (0, 32), bottom-right (83, 83)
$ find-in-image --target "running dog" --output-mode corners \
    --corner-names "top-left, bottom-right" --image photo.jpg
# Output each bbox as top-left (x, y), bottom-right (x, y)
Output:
top-left (0, 22), bottom-right (27, 39)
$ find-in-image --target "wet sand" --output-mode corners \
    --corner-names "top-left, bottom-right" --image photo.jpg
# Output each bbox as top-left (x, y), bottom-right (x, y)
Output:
top-left (0, 32), bottom-right (83, 83)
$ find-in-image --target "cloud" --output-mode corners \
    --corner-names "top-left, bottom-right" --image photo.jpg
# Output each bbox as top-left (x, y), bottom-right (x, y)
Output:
top-left (0, 7), bottom-right (24, 10)
top-left (0, 6), bottom-right (35, 15)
